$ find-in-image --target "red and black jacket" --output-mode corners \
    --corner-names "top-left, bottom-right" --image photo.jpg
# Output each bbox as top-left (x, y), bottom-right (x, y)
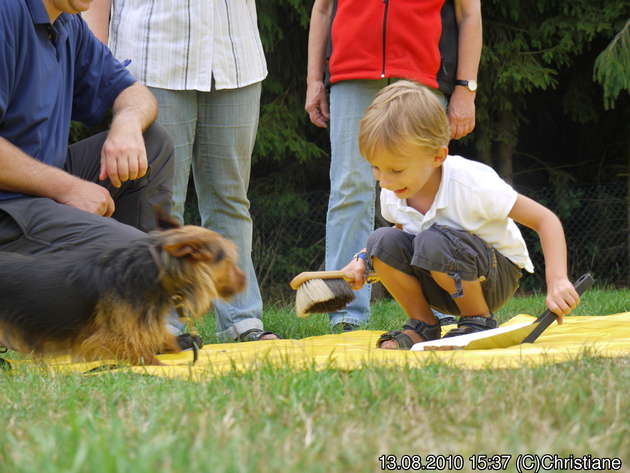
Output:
top-left (326, 0), bottom-right (458, 95)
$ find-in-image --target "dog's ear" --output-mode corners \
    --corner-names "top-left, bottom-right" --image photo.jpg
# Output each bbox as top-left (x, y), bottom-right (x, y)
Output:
top-left (154, 206), bottom-right (181, 230)
top-left (163, 238), bottom-right (225, 263)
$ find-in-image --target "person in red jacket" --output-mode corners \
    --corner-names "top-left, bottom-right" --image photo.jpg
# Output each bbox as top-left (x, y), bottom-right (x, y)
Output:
top-left (306, 0), bottom-right (482, 331)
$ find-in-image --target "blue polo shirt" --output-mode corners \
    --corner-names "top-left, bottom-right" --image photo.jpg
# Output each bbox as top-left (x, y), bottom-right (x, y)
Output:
top-left (0, 0), bottom-right (136, 201)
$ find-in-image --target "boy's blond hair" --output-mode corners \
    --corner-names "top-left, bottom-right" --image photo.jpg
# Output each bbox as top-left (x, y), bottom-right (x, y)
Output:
top-left (359, 80), bottom-right (450, 160)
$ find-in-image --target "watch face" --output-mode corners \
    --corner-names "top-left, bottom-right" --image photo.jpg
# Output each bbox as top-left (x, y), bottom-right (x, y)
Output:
top-left (468, 80), bottom-right (478, 92)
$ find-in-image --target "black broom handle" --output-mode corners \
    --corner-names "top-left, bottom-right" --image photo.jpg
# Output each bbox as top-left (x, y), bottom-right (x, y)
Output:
top-left (522, 273), bottom-right (595, 344)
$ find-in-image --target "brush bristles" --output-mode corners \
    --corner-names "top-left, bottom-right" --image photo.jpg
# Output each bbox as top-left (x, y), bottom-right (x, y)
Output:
top-left (295, 278), bottom-right (355, 318)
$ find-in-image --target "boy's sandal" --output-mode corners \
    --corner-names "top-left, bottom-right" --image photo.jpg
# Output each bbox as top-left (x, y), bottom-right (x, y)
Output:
top-left (442, 315), bottom-right (498, 338)
top-left (238, 329), bottom-right (281, 342)
top-left (437, 315), bottom-right (457, 326)
top-left (376, 319), bottom-right (441, 350)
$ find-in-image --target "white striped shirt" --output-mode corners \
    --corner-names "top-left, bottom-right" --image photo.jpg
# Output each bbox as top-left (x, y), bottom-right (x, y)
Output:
top-left (108, 0), bottom-right (267, 91)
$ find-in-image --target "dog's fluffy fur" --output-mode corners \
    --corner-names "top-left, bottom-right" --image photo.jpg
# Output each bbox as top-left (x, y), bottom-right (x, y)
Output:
top-left (0, 216), bottom-right (245, 365)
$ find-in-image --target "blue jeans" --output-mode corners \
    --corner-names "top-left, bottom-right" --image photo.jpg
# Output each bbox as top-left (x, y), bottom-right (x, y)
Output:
top-left (327, 80), bottom-right (385, 327)
top-left (150, 83), bottom-right (264, 341)
top-left (327, 80), bottom-right (448, 327)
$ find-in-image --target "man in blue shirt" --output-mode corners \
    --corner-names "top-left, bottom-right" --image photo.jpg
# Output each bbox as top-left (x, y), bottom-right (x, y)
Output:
top-left (0, 0), bottom-right (174, 254)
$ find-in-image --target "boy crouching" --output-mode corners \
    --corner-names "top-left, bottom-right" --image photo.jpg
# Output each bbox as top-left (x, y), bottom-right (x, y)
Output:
top-left (341, 80), bottom-right (580, 349)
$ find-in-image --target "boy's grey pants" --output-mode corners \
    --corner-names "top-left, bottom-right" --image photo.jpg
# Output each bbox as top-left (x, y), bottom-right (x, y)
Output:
top-left (367, 225), bottom-right (523, 315)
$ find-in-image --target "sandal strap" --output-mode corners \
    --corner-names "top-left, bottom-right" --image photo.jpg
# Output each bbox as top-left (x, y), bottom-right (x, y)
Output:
top-left (376, 331), bottom-right (415, 349)
top-left (238, 329), bottom-right (281, 342)
top-left (443, 315), bottom-right (498, 338)
top-left (457, 315), bottom-right (498, 330)
top-left (402, 319), bottom-right (442, 341)
top-left (376, 319), bottom-right (441, 349)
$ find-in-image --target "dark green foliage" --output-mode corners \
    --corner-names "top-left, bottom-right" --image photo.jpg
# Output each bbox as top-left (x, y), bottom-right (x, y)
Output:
top-left (476, 0), bottom-right (629, 179)
top-left (255, 98), bottom-right (327, 165)
top-left (594, 20), bottom-right (630, 110)
top-left (254, 1), bottom-right (328, 178)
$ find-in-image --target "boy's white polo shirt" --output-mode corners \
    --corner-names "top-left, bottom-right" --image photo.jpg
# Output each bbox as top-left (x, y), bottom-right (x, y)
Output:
top-left (380, 155), bottom-right (534, 273)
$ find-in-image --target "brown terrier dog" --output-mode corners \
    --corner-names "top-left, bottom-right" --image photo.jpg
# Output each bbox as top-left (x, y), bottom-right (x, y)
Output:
top-left (0, 215), bottom-right (245, 365)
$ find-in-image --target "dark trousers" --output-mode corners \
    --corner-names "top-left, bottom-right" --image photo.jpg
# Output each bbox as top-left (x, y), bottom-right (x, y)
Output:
top-left (0, 123), bottom-right (174, 256)
top-left (367, 225), bottom-right (523, 315)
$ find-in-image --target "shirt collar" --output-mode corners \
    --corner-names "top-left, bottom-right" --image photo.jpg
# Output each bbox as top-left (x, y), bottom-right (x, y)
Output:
top-left (24, 0), bottom-right (52, 25)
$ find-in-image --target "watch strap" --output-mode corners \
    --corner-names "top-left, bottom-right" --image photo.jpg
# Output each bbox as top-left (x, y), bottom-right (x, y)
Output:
top-left (454, 79), bottom-right (477, 91)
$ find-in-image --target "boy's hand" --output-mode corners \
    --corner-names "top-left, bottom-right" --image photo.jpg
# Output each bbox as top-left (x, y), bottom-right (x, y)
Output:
top-left (340, 258), bottom-right (368, 291)
top-left (546, 278), bottom-right (580, 323)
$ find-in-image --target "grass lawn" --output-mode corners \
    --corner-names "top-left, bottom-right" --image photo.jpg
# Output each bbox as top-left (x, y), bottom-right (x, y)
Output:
top-left (1, 288), bottom-right (628, 473)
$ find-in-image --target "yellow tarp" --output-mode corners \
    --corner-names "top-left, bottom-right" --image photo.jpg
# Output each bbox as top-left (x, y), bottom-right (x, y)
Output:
top-left (5, 313), bottom-right (630, 380)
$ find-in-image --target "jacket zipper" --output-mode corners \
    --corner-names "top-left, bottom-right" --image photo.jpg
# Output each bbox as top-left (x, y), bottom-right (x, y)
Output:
top-left (381, 0), bottom-right (390, 78)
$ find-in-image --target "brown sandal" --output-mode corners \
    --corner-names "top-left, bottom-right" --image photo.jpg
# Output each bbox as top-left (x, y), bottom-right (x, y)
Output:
top-left (443, 315), bottom-right (497, 338)
top-left (376, 319), bottom-right (441, 350)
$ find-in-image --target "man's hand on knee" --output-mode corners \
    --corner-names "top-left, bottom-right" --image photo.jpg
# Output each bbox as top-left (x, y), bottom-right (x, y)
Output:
top-left (57, 178), bottom-right (115, 217)
top-left (99, 115), bottom-right (148, 188)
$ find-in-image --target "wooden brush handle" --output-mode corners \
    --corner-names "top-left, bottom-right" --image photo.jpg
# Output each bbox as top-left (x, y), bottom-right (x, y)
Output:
top-left (290, 270), bottom-right (379, 290)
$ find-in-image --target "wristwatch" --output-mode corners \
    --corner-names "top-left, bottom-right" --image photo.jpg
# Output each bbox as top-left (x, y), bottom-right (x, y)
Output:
top-left (455, 79), bottom-right (478, 92)
top-left (354, 250), bottom-right (369, 265)
top-left (353, 250), bottom-right (371, 281)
